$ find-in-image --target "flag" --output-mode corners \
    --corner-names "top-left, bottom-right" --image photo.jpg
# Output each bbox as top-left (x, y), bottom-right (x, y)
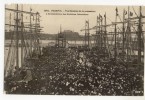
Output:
top-left (104, 13), bottom-right (106, 18)
top-left (99, 14), bottom-right (103, 21)
top-left (130, 12), bottom-right (133, 16)
top-left (30, 8), bottom-right (33, 16)
top-left (116, 7), bottom-right (118, 16)
top-left (124, 10), bottom-right (127, 15)
top-left (116, 7), bottom-right (118, 12)
top-left (99, 14), bottom-right (101, 19)
top-left (86, 20), bottom-right (89, 24)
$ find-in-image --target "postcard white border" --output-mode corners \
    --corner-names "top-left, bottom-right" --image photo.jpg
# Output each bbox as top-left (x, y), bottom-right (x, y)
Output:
top-left (0, 0), bottom-right (145, 100)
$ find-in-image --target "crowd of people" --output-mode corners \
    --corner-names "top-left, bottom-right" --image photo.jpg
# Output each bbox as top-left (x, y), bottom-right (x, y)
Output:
top-left (4, 46), bottom-right (144, 95)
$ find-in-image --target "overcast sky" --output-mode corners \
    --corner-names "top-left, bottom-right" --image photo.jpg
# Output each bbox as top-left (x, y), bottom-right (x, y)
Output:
top-left (5, 4), bottom-right (145, 35)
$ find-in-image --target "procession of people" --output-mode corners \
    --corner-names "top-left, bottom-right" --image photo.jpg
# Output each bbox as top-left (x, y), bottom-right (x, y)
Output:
top-left (4, 46), bottom-right (144, 95)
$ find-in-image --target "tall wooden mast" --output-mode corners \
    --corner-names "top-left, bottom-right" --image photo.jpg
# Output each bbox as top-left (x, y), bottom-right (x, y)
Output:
top-left (21, 4), bottom-right (24, 67)
top-left (122, 9), bottom-right (125, 60)
top-left (16, 4), bottom-right (19, 67)
top-left (138, 6), bottom-right (142, 66)
top-left (104, 12), bottom-right (107, 49)
top-left (114, 7), bottom-right (118, 61)
top-left (126, 6), bottom-right (130, 62)
top-left (30, 7), bottom-right (32, 57)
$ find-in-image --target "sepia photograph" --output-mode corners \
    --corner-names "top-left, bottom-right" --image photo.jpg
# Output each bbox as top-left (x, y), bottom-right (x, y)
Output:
top-left (4, 4), bottom-right (144, 96)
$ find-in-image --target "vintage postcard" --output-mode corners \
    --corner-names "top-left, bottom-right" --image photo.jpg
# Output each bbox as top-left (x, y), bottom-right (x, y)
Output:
top-left (4, 4), bottom-right (144, 95)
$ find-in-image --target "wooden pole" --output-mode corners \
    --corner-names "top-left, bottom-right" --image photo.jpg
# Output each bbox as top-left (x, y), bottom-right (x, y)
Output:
top-left (96, 16), bottom-right (98, 46)
top-left (88, 20), bottom-right (90, 48)
top-left (138, 6), bottom-right (142, 66)
top-left (104, 12), bottom-right (107, 49)
top-left (98, 15), bottom-right (101, 48)
top-left (114, 8), bottom-right (117, 62)
top-left (126, 6), bottom-right (130, 62)
top-left (16, 4), bottom-right (19, 68)
top-left (21, 4), bottom-right (23, 67)
top-left (85, 21), bottom-right (86, 46)
top-left (30, 8), bottom-right (32, 57)
top-left (122, 9), bottom-right (125, 60)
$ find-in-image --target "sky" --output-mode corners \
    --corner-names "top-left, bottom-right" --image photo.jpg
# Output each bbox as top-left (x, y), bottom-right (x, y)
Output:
top-left (5, 4), bottom-right (145, 35)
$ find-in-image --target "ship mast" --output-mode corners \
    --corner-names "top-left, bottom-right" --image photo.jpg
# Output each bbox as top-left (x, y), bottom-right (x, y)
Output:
top-left (87, 20), bottom-right (90, 47)
top-left (104, 12), bottom-right (107, 49)
top-left (114, 7), bottom-right (118, 62)
top-left (30, 7), bottom-right (32, 57)
top-left (126, 6), bottom-right (130, 62)
top-left (122, 9), bottom-right (125, 60)
top-left (21, 4), bottom-right (24, 67)
top-left (98, 15), bottom-right (101, 48)
top-left (15, 4), bottom-right (19, 68)
top-left (85, 21), bottom-right (86, 46)
top-left (138, 6), bottom-right (142, 67)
